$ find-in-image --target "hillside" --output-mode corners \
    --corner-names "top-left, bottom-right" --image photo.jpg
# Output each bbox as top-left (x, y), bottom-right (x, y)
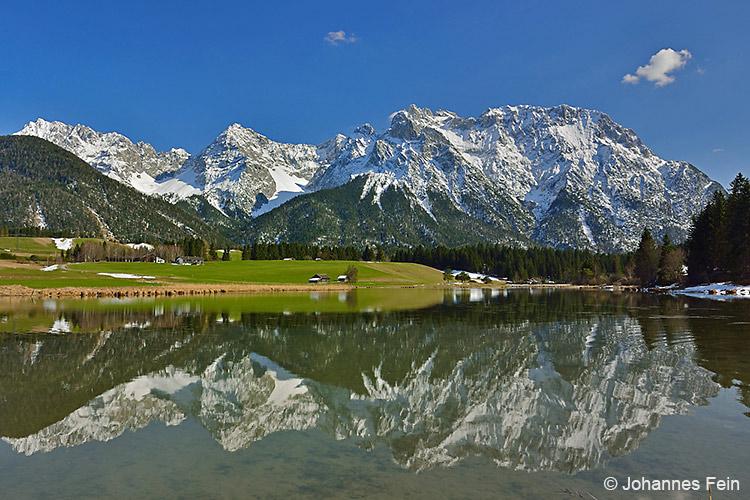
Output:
top-left (247, 176), bottom-right (533, 247)
top-left (0, 136), bottom-right (228, 243)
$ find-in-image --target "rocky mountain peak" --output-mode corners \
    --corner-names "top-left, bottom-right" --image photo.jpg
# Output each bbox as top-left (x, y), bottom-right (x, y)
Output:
top-left (14, 106), bottom-right (724, 251)
top-left (15, 118), bottom-right (189, 183)
top-left (353, 123), bottom-right (375, 136)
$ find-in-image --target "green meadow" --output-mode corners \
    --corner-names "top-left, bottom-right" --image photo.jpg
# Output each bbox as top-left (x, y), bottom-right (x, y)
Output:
top-left (70, 259), bottom-right (442, 286)
top-left (0, 237), bottom-right (443, 289)
top-left (0, 258), bottom-right (441, 290)
top-left (0, 237), bottom-right (61, 258)
top-left (0, 237), bottom-right (99, 259)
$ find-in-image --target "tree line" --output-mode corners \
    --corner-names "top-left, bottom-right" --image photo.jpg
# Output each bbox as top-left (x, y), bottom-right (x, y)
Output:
top-left (238, 242), bottom-right (387, 262)
top-left (685, 173), bottom-right (750, 283)
top-left (392, 244), bottom-right (633, 284)
top-left (0, 226), bottom-right (73, 238)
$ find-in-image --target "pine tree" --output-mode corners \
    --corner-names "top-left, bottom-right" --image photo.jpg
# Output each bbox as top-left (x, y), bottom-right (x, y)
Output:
top-left (726, 173), bottom-right (750, 281)
top-left (687, 190), bottom-right (728, 282)
top-left (635, 228), bottom-right (659, 285)
top-left (657, 233), bottom-right (685, 285)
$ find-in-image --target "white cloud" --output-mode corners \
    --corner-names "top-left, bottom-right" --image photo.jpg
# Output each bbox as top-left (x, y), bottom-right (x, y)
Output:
top-left (622, 48), bottom-right (692, 87)
top-left (713, 148), bottom-right (724, 153)
top-left (324, 30), bottom-right (357, 46)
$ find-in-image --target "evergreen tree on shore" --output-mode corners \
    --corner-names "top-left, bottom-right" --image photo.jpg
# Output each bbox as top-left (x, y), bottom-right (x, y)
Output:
top-left (635, 228), bottom-right (659, 285)
top-left (687, 173), bottom-right (750, 283)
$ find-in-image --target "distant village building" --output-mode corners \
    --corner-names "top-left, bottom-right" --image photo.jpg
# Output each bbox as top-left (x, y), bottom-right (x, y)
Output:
top-left (176, 256), bottom-right (204, 266)
top-left (140, 253), bottom-right (166, 263)
top-left (105, 252), bottom-right (164, 263)
top-left (337, 275), bottom-right (348, 282)
top-left (106, 256), bottom-right (137, 263)
top-left (308, 273), bottom-right (330, 283)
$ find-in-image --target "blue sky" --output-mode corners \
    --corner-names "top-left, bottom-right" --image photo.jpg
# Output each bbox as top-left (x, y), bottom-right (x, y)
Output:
top-left (0, 0), bottom-right (747, 187)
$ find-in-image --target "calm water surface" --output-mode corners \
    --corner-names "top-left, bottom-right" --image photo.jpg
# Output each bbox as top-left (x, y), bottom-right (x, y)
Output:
top-left (1, 288), bottom-right (748, 499)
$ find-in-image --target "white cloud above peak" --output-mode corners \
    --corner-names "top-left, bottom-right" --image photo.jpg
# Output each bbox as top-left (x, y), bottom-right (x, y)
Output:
top-left (622, 48), bottom-right (692, 87)
top-left (324, 30), bottom-right (357, 46)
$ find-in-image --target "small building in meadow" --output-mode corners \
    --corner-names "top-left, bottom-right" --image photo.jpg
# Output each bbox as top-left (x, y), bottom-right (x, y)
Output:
top-left (308, 273), bottom-right (330, 283)
top-left (176, 256), bottom-right (204, 266)
top-left (337, 275), bottom-right (348, 282)
top-left (139, 253), bottom-right (165, 263)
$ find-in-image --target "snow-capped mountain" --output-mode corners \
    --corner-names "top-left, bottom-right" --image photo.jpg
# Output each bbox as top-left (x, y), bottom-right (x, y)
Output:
top-left (164, 124), bottom-right (325, 217)
top-left (252, 105), bottom-right (724, 251)
top-left (14, 119), bottom-right (194, 197)
top-left (15, 119), bottom-right (331, 218)
top-left (15, 106), bottom-right (724, 251)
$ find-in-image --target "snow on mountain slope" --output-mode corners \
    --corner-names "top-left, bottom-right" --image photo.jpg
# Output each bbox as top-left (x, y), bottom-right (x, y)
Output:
top-left (15, 118), bottom-right (190, 187)
top-left (15, 106), bottom-right (724, 251)
top-left (165, 124), bottom-right (325, 216)
top-left (297, 104), bottom-right (724, 251)
top-left (15, 119), bottom-right (330, 217)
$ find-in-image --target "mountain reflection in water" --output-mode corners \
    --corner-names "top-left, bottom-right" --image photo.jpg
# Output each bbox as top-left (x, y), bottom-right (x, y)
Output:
top-left (1, 289), bottom-right (747, 474)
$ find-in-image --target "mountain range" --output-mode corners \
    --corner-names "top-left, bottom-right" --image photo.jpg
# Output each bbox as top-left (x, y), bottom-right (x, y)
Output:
top-left (0, 135), bottom-right (228, 243)
top-left (14, 105), bottom-right (724, 251)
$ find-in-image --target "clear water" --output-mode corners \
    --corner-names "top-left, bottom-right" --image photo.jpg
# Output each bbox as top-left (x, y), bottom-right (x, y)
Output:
top-left (1, 289), bottom-right (748, 499)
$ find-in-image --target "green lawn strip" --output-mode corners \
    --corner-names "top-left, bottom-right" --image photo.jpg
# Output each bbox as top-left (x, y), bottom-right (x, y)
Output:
top-left (0, 237), bottom-right (60, 257)
top-left (0, 265), bottom-right (164, 289)
top-left (69, 260), bottom-right (443, 286)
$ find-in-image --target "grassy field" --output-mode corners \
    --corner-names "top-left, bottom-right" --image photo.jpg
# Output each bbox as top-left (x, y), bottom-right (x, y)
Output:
top-left (0, 237), bottom-right (443, 289)
top-left (72, 260), bottom-right (442, 286)
top-left (0, 237), bottom-right (100, 259)
top-left (0, 259), bottom-right (443, 289)
top-left (0, 237), bottom-right (60, 258)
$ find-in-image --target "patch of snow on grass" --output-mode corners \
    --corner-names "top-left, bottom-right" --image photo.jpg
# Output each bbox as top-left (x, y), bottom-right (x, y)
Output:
top-left (97, 273), bottom-right (156, 279)
top-left (53, 238), bottom-right (74, 250)
top-left (41, 264), bottom-right (59, 271)
top-left (450, 270), bottom-right (500, 282)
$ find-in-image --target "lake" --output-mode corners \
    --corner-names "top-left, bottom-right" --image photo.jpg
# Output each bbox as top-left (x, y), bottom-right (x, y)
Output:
top-left (1, 288), bottom-right (748, 499)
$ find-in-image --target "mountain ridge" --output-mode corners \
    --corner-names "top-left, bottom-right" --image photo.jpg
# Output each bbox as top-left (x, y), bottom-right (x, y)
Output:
top-left (15, 106), bottom-right (724, 251)
top-left (0, 135), bottom-right (229, 243)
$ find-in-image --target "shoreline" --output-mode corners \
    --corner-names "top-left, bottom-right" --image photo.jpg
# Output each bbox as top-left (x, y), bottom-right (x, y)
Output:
top-left (0, 283), bottom-right (353, 298)
top-left (4, 281), bottom-right (744, 300)
top-left (0, 281), bottom-right (633, 299)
